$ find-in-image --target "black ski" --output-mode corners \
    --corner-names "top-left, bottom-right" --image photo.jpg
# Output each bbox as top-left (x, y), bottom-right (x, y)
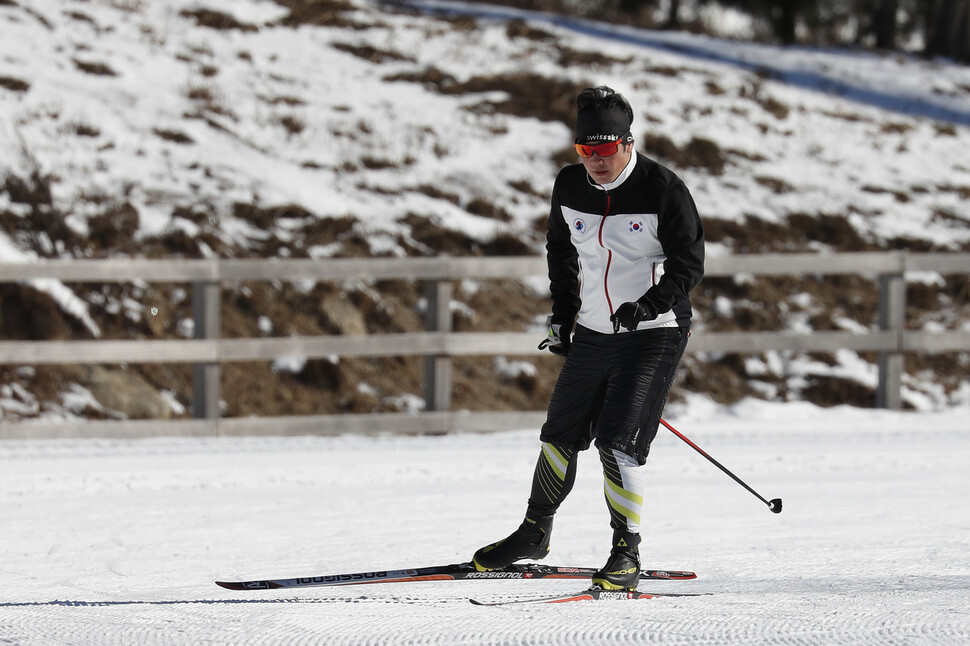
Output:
top-left (470, 587), bottom-right (710, 606)
top-left (215, 562), bottom-right (695, 590)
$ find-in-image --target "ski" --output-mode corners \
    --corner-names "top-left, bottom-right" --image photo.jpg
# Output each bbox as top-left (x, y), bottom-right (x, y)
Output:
top-left (215, 562), bottom-right (695, 590)
top-left (470, 587), bottom-right (710, 606)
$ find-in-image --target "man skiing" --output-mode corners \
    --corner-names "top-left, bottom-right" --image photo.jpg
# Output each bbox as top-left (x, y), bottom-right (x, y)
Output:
top-left (472, 86), bottom-right (705, 591)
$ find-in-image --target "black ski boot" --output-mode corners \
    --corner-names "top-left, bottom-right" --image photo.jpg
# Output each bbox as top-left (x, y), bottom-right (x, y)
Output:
top-left (472, 515), bottom-right (553, 571)
top-left (592, 530), bottom-right (641, 590)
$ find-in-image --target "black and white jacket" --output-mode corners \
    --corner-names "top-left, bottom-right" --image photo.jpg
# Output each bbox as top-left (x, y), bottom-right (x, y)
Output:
top-left (546, 152), bottom-right (705, 335)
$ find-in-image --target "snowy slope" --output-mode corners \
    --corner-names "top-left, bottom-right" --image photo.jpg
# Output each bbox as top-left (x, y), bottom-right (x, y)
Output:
top-left (3, 0), bottom-right (970, 420)
top-left (2, 0), bottom-right (970, 253)
top-left (1, 401), bottom-right (968, 644)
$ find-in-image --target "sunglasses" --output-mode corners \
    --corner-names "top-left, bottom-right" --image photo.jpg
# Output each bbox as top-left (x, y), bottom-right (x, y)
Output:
top-left (574, 137), bottom-right (625, 158)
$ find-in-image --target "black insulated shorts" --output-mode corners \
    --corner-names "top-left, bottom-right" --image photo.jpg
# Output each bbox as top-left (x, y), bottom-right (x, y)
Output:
top-left (539, 325), bottom-right (689, 465)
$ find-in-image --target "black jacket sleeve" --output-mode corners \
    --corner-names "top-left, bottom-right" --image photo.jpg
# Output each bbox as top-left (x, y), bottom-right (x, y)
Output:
top-left (546, 179), bottom-right (580, 328)
top-left (640, 179), bottom-right (705, 313)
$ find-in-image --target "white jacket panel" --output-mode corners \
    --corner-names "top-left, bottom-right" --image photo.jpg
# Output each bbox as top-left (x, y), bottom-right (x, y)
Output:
top-left (560, 205), bottom-right (677, 334)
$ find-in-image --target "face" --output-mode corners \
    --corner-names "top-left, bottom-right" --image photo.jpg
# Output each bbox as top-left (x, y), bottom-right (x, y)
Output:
top-left (581, 143), bottom-right (633, 185)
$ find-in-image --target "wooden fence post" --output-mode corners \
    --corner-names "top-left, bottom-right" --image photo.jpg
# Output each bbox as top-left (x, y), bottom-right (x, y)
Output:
top-left (192, 280), bottom-right (221, 419)
top-left (876, 265), bottom-right (905, 410)
top-left (424, 279), bottom-right (452, 412)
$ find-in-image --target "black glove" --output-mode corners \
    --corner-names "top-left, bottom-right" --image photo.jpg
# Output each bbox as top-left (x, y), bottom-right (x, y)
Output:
top-left (537, 318), bottom-right (571, 356)
top-left (611, 299), bottom-right (659, 333)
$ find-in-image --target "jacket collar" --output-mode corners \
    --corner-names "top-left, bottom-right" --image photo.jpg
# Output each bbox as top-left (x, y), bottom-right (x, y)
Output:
top-left (587, 151), bottom-right (637, 191)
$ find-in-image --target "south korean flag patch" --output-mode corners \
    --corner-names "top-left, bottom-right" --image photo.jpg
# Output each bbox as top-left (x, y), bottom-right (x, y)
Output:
top-left (628, 219), bottom-right (644, 233)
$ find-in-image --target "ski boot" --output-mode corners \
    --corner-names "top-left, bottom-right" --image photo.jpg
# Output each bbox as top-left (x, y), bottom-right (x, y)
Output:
top-left (472, 515), bottom-right (553, 571)
top-left (591, 530), bottom-right (641, 590)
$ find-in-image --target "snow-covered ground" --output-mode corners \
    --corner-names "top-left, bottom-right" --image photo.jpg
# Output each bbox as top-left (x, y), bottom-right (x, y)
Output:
top-left (2, 3), bottom-right (969, 640)
top-left (2, 400), bottom-right (968, 645)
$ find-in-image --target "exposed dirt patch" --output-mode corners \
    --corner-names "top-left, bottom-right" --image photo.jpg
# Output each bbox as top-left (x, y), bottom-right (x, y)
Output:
top-left (505, 19), bottom-right (556, 42)
top-left (89, 202), bottom-right (140, 249)
top-left (3, 172), bottom-right (53, 211)
top-left (271, 0), bottom-right (365, 29)
top-left (741, 79), bottom-right (791, 119)
top-left (802, 375), bottom-right (878, 408)
top-left (0, 76), bottom-right (30, 92)
top-left (332, 42), bottom-right (414, 64)
top-left (703, 212), bottom-right (874, 254)
top-left (755, 175), bottom-right (795, 194)
top-left (677, 354), bottom-right (753, 405)
top-left (558, 46), bottom-right (632, 68)
top-left (72, 59), bottom-right (117, 76)
top-left (154, 128), bottom-right (194, 144)
top-left (641, 133), bottom-right (727, 174)
top-left (399, 214), bottom-right (533, 256)
top-left (384, 68), bottom-right (591, 127)
top-left (1, 285), bottom-right (77, 340)
top-left (179, 8), bottom-right (258, 31)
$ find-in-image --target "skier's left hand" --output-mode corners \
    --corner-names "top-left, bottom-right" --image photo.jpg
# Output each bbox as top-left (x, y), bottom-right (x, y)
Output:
top-left (611, 300), bottom-right (658, 333)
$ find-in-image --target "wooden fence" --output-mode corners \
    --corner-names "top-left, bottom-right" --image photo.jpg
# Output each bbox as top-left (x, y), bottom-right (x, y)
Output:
top-left (1, 251), bottom-right (969, 439)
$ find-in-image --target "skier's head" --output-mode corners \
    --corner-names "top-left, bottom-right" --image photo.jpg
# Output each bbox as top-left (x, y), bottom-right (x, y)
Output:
top-left (574, 86), bottom-right (634, 147)
top-left (574, 86), bottom-right (634, 185)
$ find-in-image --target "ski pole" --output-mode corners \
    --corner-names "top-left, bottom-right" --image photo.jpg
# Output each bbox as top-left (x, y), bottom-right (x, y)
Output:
top-left (660, 418), bottom-right (783, 514)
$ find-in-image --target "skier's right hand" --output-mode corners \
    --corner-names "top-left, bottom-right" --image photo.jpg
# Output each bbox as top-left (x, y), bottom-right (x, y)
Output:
top-left (537, 317), bottom-right (570, 356)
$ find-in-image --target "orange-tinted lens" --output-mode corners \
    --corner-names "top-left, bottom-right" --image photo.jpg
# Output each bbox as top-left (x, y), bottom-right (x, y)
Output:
top-left (574, 138), bottom-right (623, 158)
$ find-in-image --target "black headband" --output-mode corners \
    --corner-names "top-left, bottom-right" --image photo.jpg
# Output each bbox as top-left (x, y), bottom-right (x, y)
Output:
top-left (575, 108), bottom-right (633, 145)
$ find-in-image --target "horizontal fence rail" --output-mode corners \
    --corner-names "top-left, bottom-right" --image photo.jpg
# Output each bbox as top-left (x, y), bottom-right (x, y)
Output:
top-left (1, 251), bottom-right (969, 438)
top-left (4, 329), bottom-right (970, 365)
top-left (2, 251), bottom-right (963, 282)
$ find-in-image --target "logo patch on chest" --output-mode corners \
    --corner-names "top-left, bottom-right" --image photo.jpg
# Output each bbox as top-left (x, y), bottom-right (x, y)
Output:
top-left (628, 219), bottom-right (645, 233)
top-left (573, 218), bottom-right (587, 234)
